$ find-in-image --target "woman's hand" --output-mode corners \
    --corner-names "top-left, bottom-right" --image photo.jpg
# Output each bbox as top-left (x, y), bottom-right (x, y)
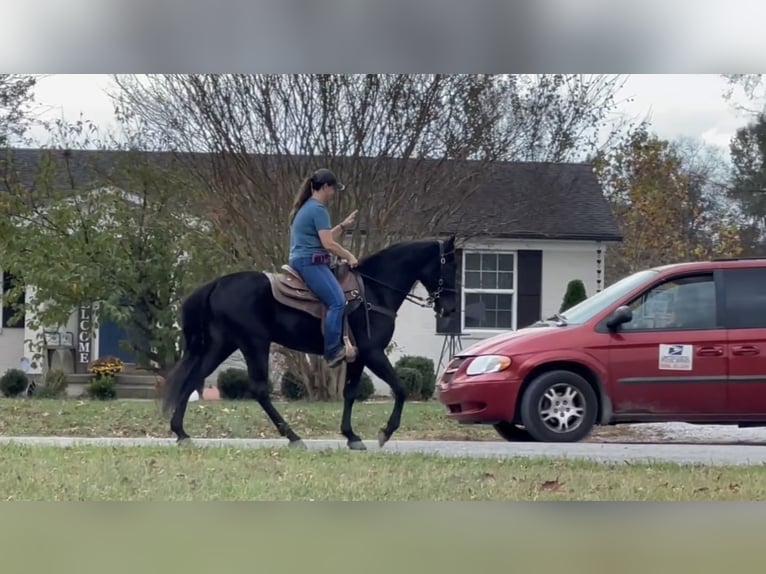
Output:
top-left (346, 255), bottom-right (359, 268)
top-left (341, 209), bottom-right (358, 229)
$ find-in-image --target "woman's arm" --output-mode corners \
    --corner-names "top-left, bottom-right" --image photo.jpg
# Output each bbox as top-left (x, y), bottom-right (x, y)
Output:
top-left (318, 229), bottom-right (356, 262)
top-left (330, 222), bottom-right (346, 242)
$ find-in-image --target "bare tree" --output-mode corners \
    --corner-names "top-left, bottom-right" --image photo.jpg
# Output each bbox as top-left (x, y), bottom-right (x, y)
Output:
top-left (110, 74), bottom-right (629, 399)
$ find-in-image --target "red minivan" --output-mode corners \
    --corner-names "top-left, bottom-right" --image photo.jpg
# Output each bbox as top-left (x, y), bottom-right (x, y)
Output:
top-left (437, 258), bottom-right (766, 442)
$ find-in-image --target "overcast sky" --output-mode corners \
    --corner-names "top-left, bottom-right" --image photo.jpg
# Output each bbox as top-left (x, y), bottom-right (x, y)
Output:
top-left (25, 74), bottom-right (757, 160)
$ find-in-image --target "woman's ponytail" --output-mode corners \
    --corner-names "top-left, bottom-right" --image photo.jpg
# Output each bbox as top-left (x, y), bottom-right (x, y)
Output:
top-left (288, 176), bottom-right (314, 224)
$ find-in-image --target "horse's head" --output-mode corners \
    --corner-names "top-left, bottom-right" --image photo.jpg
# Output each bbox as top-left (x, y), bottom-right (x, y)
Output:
top-left (418, 235), bottom-right (458, 319)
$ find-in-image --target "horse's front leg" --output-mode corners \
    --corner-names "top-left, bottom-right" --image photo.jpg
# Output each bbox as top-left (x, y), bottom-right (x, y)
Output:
top-left (364, 349), bottom-right (406, 447)
top-left (340, 360), bottom-right (367, 450)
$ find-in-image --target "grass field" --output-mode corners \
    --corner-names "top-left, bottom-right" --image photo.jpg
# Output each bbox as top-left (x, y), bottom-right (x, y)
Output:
top-left (1, 443), bottom-right (764, 500)
top-left (0, 397), bottom-right (651, 441)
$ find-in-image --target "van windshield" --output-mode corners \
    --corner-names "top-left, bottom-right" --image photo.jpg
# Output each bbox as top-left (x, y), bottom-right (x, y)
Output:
top-left (558, 269), bottom-right (660, 325)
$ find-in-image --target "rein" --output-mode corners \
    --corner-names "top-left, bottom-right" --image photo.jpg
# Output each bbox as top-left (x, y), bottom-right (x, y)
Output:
top-left (352, 240), bottom-right (456, 313)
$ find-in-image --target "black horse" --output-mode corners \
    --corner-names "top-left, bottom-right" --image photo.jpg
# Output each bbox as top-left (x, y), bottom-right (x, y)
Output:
top-left (161, 236), bottom-right (458, 450)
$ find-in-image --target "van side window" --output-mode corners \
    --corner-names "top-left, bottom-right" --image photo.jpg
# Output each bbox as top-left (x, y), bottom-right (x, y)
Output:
top-left (620, 273), bottom-right (717, 331)
top-left (722, 268), bottom-right (766, 329)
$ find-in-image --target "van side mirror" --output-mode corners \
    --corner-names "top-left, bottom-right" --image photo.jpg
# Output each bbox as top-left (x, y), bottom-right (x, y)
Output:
top-left (605, 305), bottom-right (633, 331)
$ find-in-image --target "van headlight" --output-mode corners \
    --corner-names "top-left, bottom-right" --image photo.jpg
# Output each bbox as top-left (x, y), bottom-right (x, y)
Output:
top-left (465, 355), bottom-right (512, 376)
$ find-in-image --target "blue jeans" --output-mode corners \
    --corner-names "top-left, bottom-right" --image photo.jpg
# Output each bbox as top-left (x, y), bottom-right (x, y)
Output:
top-left (289, 256), bottom-right (346, 358)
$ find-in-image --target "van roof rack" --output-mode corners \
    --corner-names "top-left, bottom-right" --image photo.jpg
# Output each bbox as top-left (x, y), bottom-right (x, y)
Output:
top-left (712, 256), bottom-right (766, 261)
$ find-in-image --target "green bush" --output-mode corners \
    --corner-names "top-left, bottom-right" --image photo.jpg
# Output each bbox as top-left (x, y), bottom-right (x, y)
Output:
top-left (280, 371), bottom-right (307, 401)
top-left (34, 369), bottom-right (69, 399)
top-left (217, 368), bottom-right (250, 399)
top-left (356, 371), bottom-right (375, 402)
top-left (87, 376), bottom-right (116, 400)
top-left (0, 368), bottom-right (29, 397)
top-left (395, 366), bottom-right (423, 399)
top-left (560, 279), bottom-right (587, 313)
top-left (394, 355), bottom-right (436, 400)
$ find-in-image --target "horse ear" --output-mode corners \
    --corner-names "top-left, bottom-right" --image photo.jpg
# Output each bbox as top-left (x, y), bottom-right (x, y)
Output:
top-left (447, 234), bottom-right (456, 248)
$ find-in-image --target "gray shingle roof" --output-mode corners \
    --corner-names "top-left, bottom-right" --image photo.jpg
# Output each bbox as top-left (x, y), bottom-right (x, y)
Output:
top-left (2, 148), bottom-right (622, 242)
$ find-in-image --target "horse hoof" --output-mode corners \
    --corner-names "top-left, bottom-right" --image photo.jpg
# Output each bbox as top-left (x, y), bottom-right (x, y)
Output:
top-left (289, 439), bottom-right (308, 450)
top-left (378, 430), bottom-right (390, 448)
top-left (348, 440), bottom-right (367, 451)
top-left (177, 437), bottom-right (193, 447)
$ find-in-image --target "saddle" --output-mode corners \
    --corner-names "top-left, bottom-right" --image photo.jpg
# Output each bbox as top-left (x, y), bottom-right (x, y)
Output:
top-left (265, 261), bottom-right (364, 363)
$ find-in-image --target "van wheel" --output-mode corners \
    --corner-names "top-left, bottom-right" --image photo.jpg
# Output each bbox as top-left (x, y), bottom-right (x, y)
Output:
top-left (493, 421), bottom-right (533, 442)
top-left (519, 370), bottom-right (598, 443)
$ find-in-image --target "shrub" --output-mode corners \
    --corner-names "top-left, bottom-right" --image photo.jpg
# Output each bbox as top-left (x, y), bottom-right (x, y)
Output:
top-left (34, 369), bottom-right (69, 399)
top-left (560, 279), bottom-right (587, 313)
top-left (0, 368), bottom-right (29, 397)
top-left (87, 376), bottom-right (116, 400)
top-left (280, 371), bottom-right (307, 401)
top-left (394, 355), bottom-right (436, 400)
top-left (356, 371), bottom-right (375, 402)
top-left (395, 366), bottom-right (423, 399)
top-left (217, 368), bottom-right (250, 399)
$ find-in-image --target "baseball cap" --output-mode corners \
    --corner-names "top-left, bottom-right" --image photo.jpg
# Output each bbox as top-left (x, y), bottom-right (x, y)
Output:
top-left (312, 168), bottom-right (346, 191)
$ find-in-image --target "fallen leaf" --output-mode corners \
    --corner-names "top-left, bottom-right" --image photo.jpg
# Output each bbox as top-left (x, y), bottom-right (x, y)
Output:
top-left (539, 479), bottom-right (565, 492)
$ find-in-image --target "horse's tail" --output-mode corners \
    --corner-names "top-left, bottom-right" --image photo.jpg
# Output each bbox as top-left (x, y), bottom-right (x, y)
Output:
top-left (161, 279), bottom-right (217, 420)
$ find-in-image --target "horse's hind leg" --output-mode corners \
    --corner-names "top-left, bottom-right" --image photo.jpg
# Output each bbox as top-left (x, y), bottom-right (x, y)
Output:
top-left (240, 341), bottom-right (306, 449)
top-left (340, 359), bottom-right (367, 450)
top-left (170, 340), bottom-right (235, 443)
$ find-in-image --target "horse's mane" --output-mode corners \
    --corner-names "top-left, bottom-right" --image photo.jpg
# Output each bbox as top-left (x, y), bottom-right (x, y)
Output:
top-left (356, 239), bottom-right (436, 273)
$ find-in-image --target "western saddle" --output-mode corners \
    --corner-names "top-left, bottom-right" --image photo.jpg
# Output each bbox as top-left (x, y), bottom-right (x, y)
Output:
top-left (265, 261), bottom-right (364, 363)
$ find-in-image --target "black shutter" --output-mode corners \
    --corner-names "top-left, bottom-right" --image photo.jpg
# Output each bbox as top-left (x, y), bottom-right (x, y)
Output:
top-left (516, 250), bottom-right (542, 329)
top-left (436, 247), bottom-right (463, 334)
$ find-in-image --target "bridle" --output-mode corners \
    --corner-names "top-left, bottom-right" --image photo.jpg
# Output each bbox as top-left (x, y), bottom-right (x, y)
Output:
top-left (355, 239), bottom-right (457, 312)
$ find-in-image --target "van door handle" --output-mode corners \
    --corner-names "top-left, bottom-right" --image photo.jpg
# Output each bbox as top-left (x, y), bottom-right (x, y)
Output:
top-left (697, 346), bottom-right (724, 356)
top-left (732, 345), bottom-right (760, 356)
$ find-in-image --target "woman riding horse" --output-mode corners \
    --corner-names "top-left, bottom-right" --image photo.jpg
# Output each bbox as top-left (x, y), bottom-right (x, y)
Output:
top-left (287, 168), bottom-right (359, 367)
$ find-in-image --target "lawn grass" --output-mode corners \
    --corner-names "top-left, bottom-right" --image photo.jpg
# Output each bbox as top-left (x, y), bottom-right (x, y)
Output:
top-left (0, 397), bottom-right (649, 441)
top-left (1, 443), bottom-right (763, 500)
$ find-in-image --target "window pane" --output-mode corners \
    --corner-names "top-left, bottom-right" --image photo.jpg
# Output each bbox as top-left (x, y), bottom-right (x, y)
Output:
top-left (464, 293), bottom-right (516, 329)
top-left (464, 293), bottom-right (485, 327)
top-left (498, 254), bottom-right (515, 272)
top-left (464, 271), bottom-right (482, 289)
top-left (497, 294), bottom-right (514, 310)
top-left (497, 271), bottom-right (513, 290)
top-left (622, 274), bottom-right (716, 331)
top-left (723, 268), bottom-right (766, 329)
top-left (464, 253), bottom-right (481, 271)
top-left (480, 272), bottom-right (498, 290)
top-left (496, 311), bottom-right (513, 328)
top-left (483, 311), bottom-right (498, 329)
top-left (482, 253), bottom-right (498, 271)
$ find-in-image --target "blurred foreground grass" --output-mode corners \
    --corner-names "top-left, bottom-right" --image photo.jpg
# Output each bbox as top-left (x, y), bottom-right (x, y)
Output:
top-left (1, 443), bottom-right (764, 501)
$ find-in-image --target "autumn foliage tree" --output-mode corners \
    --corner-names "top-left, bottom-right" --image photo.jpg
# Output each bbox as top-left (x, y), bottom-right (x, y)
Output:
top-left (593, 125), bottom-right (742, 283)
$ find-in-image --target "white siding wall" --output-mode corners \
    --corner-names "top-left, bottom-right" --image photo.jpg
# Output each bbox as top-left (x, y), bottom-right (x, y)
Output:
top-left (0, 327), bottom-right (25, 376)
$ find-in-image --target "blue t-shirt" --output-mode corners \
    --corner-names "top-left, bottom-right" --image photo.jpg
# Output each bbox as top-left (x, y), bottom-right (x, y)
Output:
top-left (289, 198), bottom-right (332, 260)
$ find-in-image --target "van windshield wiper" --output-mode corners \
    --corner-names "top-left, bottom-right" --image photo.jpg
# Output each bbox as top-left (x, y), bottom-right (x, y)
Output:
top-left (547, 313), bottom-right (568, 326)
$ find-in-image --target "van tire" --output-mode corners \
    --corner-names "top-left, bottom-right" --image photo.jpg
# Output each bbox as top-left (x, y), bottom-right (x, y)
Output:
top-left (519, 370), bottom-right (598, 442)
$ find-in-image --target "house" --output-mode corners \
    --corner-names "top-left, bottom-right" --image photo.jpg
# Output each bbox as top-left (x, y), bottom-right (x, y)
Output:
top-left (374, 161), bottom-right (622, 391)
top-left (0, 149), bottom-right (622, 395)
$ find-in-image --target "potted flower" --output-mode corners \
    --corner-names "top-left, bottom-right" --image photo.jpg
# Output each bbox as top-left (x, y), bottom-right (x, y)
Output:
top-left (86, 355), bottom-right (124, 400)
